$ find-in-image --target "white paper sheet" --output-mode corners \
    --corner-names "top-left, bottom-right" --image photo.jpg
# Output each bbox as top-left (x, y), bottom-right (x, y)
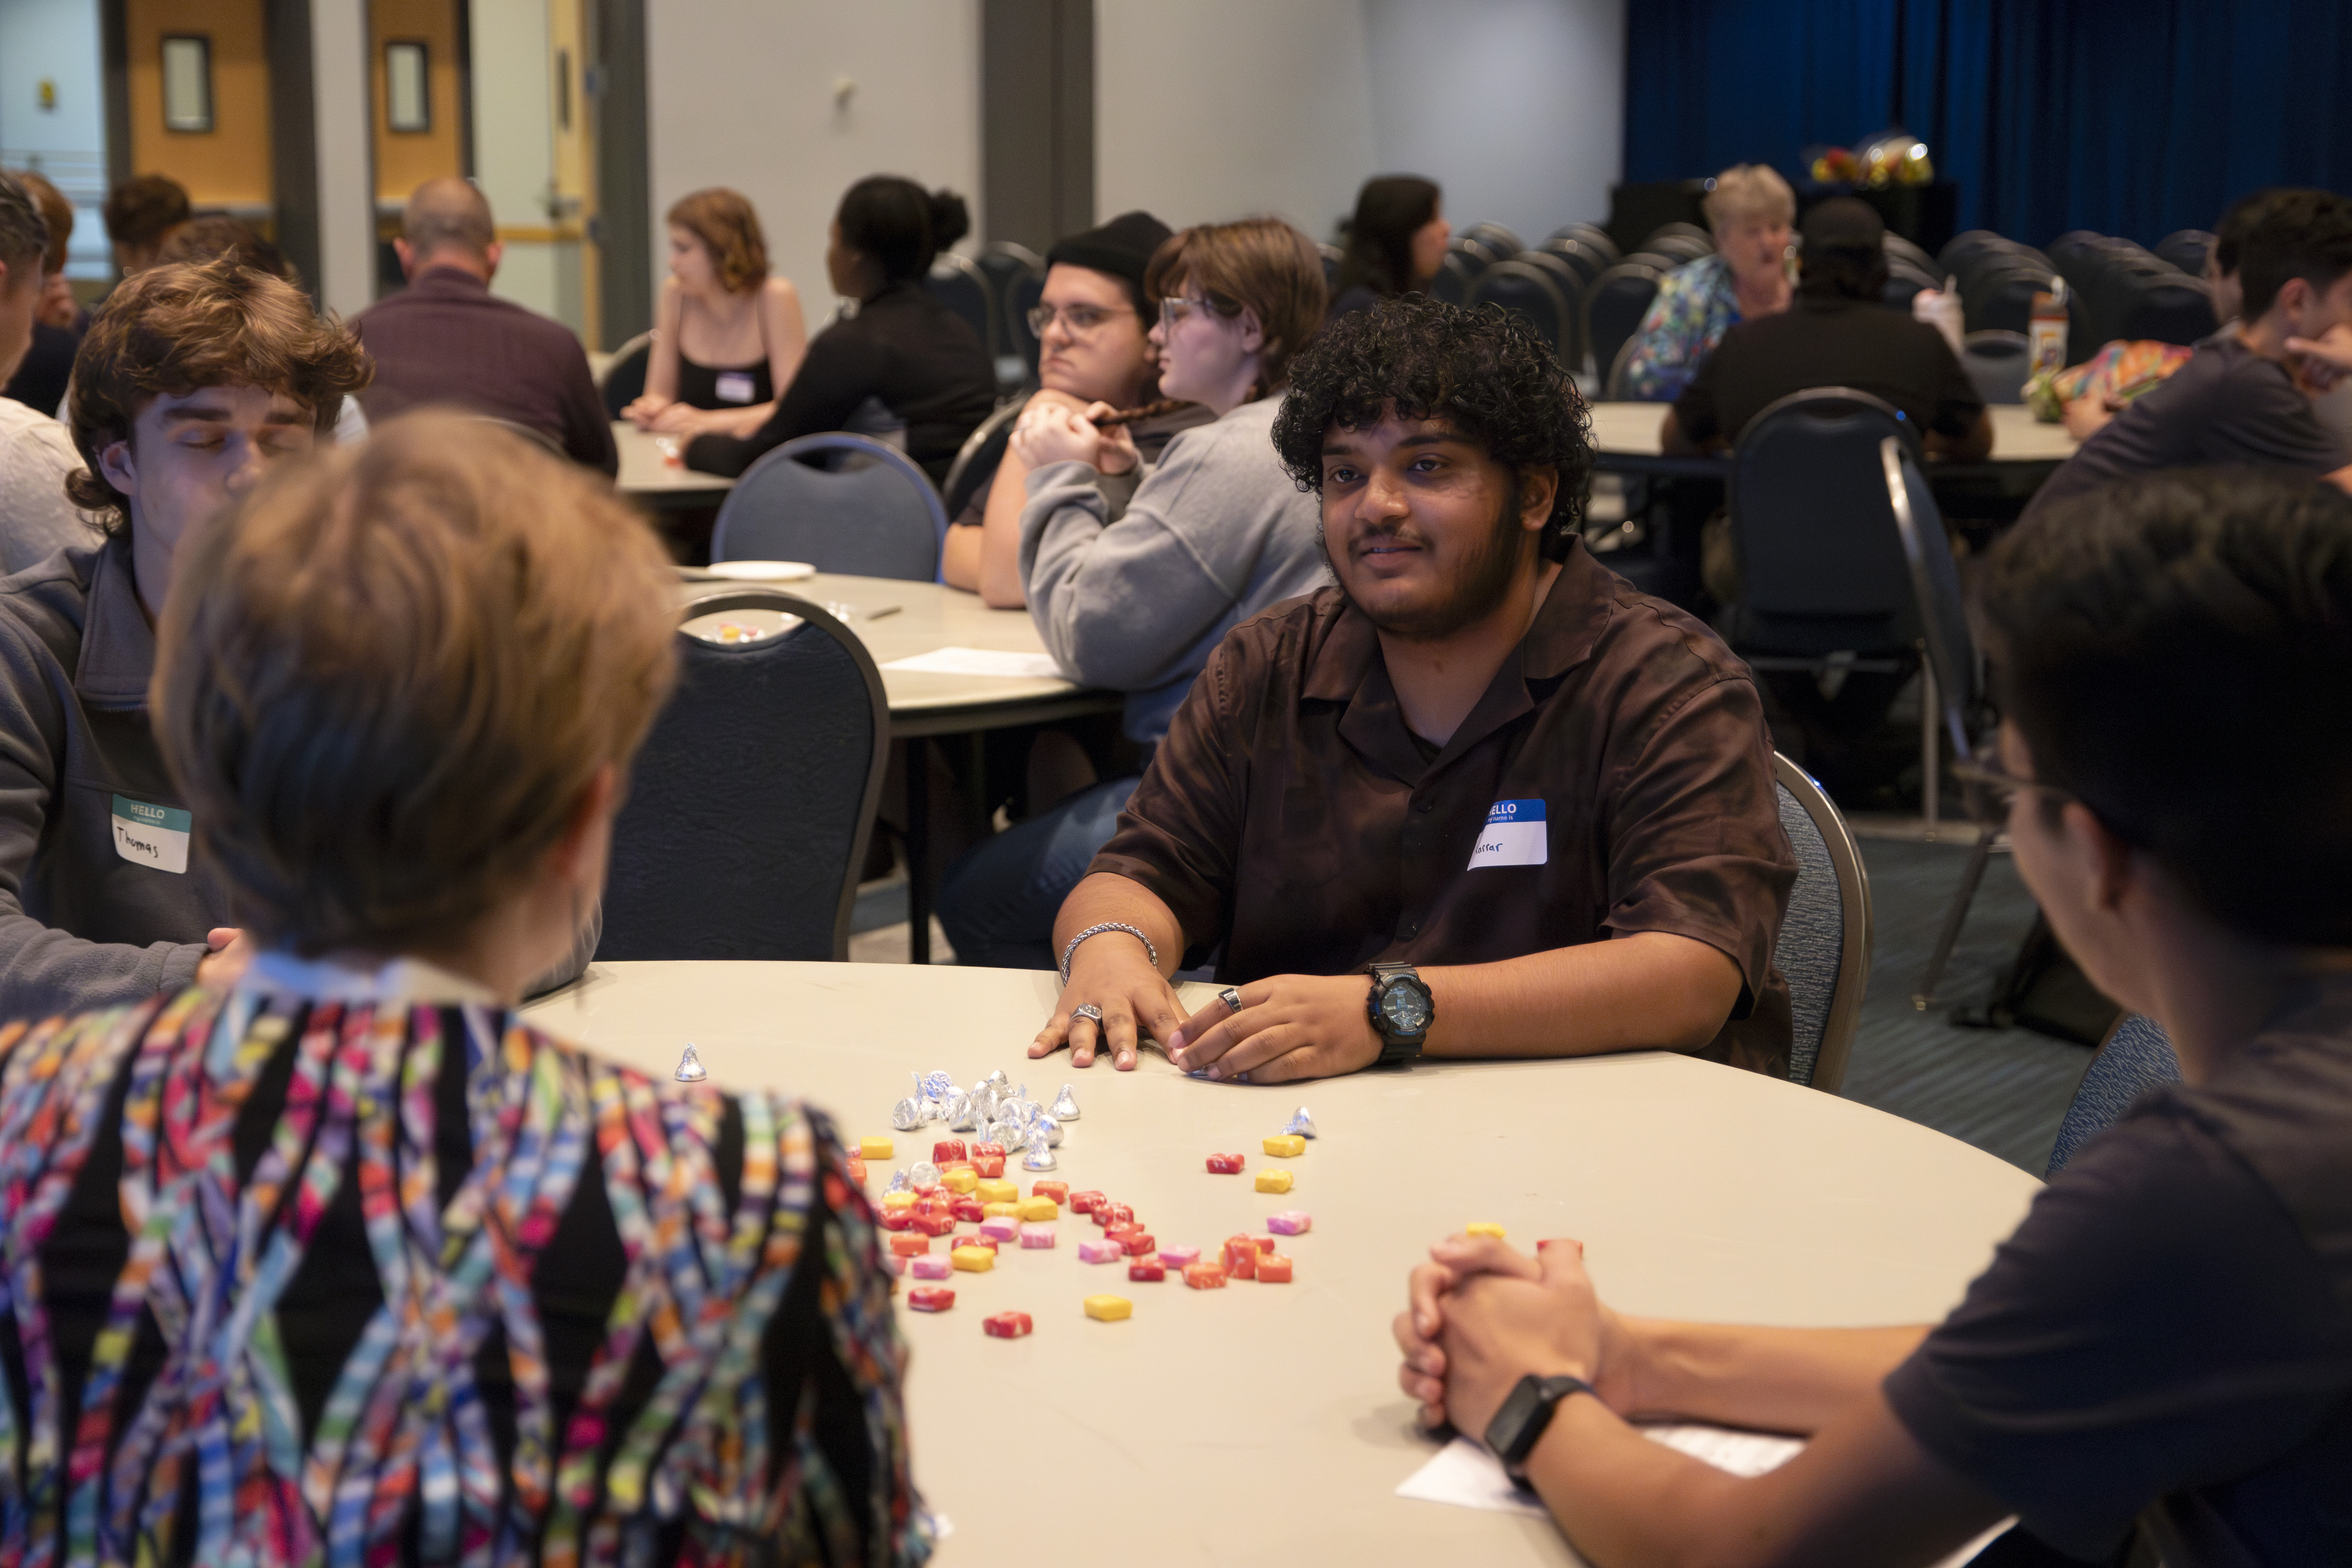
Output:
top-left (1397, 1430), bottom-right (2012, 1567)
top-left (878, 647), bottom-right (1068, 679)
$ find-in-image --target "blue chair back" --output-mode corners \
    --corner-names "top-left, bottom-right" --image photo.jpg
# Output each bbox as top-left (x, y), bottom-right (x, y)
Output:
top-left (1585, 263), bottom-right (1663, 387)
top-left (941, 399), bottom-right (1024, 522)
top-left (1007, 270), bottom-right (1047, 379)
top-left (599, 591), bottom-right (890, 961)
top-left (2154, 228), bottom-right (2216, 277)
top-left (1546, 222), bottom-right (1619, 264)
top-left (711, 433), bottom-right (949, 582)
top-left (1771, 753), bottom-right (1873, 1092)
top-left (975, 242), bottom-right (1044, 358)
top-left (2114, 274), bottom-right (2219, 347)
top-left (1539, 236), bottom-right (1612, 289)
top-left (2048, 1014), bottom-right (2182, 1174)
top-left (1727, 389), bottom-right (1921, 657)
top-left (1468, 261), bottom-right (1572, 360)
top-left (925, 254), bottom-right (995, 359)
top-left (1512, 251), bottom-right (1589, 365)
top-left (1882, 437), bottom-right (1981, 749)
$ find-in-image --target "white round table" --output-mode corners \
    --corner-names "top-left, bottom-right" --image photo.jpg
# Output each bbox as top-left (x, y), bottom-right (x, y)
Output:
top-left (524, 962), bottom-right (2041, 1567)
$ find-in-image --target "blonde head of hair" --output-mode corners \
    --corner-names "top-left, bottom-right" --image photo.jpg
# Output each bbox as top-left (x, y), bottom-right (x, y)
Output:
top-left (1702, 164), bottom-right (1796, 236)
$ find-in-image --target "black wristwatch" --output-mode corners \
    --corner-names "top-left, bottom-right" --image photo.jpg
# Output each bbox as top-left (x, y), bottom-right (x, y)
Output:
top-left (1485, 1373), bottom-right (1597, 1479)
top-left (1366, 961), bottom-right (1434, 1066)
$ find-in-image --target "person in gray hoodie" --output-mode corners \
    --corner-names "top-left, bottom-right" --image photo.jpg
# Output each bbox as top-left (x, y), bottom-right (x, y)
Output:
top-left (937, 217), bottom-right (1330, 968)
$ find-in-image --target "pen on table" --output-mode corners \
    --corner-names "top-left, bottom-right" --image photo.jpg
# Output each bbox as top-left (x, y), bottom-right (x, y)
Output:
top-left (864, 605), bottom-right (902, 620)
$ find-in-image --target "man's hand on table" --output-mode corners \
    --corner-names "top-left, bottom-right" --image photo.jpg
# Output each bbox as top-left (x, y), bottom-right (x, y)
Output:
top-left (1165, 973), bottom-right (1384, 1083)
top-left (1030, 937), bottom-right (1181, 1071)
top-left (194, 927), bottom-right (250, 989)
top-left (1393, 1234), bottom-right (1634, 1437)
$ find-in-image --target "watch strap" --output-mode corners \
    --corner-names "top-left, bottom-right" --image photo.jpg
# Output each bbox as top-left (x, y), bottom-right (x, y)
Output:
top-left (1486, 1372), bottom-right (1598, 1478)
top-left (1367, 963), bottom-right (1429, 1065)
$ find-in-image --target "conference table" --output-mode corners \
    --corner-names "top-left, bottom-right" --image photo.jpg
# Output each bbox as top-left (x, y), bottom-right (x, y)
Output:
top-left (676, 574), bottom-right (1120, 960)
top-left (614, 421), bottom-right (737, 508)
top-left (1583, 400), bottom-right (2079, 475)
top-left (524, 962), bottom-right (2043, 1568)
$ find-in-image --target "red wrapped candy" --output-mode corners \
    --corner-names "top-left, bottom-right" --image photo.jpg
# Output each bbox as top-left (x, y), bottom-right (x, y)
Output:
top-left (973, 1155), bottom-right (1006, 1178)
top-left (847, 1156), bottom-right (867, 1185)
top-left (951, 1196), bottom-right (986, 1222)
top-left (973, 1141), bottom-right (1007, 1160)
top-left (913, 1211), bottom-right (956, 1237)
top-left (1183, 1262), bottom-right (1228, 1289)
top-left (1069, 1190), bottom-right (1105, 1215)
top-left (907, 1286), bottom-right (955, 1312)
top-left (1127, 1261), bottom-right (1165, 1283)
top-left (1031, 1180), bottom-right (1069, 1204)
top-left (1256, 1253), bottom-right (1294, 1284)
top-left (879, 1208), bottom-right (914, 1232)
top-left (1105, 1221), bottom-right (1143, 1242)
top-left (933, 1140), bottom-right (968, 1164)
top-left (1097, 1203), bottom-right (1134, 1229)
top-left (1223, 1237), bottom-right (1258, 1279)
top-left (984, 1310), bottom-right (1033, 1339)
top-left (1120, 1232), bottom-right (1157, 1256)
top-left (888, 1234), bottom-right (929, 1257)
top-left (1206, 1153), bottom-right (1245, 1174)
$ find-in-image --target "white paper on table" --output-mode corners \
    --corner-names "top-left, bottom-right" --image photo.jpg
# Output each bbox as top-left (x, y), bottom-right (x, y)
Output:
top-left (878, 646), bottom-right (1068, 679)
top-left (1397, 1430), bottom-right (2013, 1567)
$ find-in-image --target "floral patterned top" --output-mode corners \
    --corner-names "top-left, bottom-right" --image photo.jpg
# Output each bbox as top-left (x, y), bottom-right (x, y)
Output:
top-left (0, 955), bottom-right (929, 1568)
top-left (1618, 253), bottom-right (1740, 402)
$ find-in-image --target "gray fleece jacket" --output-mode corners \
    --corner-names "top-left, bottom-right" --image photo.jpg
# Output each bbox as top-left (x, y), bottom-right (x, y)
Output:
top-left (1018, 396), bottom-right (1328, 742)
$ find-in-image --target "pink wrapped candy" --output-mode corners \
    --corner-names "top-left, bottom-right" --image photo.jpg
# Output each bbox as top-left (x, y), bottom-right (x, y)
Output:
top-left (1078, 1239), bottom-right (1125, 1264)
top-left (907, 1254), bottom-right (953, 1280)
top-left (1157, 1244), bottom-right (1201, 1268)
top-left (977, 1217), bottom-right (1021, 1243)
top-left (1266, 1211), bottom-right (1313, 1236)
top-left (1019, 1223), bottom-right (1057, 1249)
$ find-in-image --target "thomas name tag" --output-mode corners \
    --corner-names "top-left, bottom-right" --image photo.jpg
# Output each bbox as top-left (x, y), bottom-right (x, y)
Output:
top-left (1467, 799), bottom-right (1546, 869)
top-left (714, 371), bottom-right (757, 404)
top-left (111, 794), bottom-right (191, 874)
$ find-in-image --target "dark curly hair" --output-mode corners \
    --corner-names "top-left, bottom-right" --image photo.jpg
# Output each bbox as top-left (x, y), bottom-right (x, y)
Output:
top-left (1270, 296), bottom-right (1593, 559)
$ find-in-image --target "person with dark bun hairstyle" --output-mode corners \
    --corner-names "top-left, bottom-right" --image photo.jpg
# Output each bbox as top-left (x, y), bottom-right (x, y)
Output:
top-left (1396, 466), bottom-right (2352, 1568)
top-left (684, 174), bottom-right (996, 484)
top-left (1023, 295), bottom-right (1792, 1081)
top-left (1328, 174), bottom-right (1449, 320)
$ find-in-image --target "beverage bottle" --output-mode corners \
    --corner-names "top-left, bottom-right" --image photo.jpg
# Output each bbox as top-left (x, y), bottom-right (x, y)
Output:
top-left (2029, 278), bottom-right (2069, 376)
top-left (1913, 274), bottom-right (1964, 356)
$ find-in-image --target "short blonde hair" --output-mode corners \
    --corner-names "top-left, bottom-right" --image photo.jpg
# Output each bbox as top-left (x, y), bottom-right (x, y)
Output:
top-left (153, 412), bottom-right (680, 956)
top-left (1703, 164), bottom-right (1795, 235)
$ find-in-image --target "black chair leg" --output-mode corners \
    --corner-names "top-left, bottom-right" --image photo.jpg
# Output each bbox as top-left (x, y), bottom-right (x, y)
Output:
top-left (1916, 818), bottom-right (2000, 1009)
top-left (906, 736), bottom-right (931, 964)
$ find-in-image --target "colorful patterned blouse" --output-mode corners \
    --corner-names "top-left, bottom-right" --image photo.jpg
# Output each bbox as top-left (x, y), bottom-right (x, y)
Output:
top-left (0, 957), bottom-right (929, 1567)
top-left (1618, 254), bottom-right (1739, 403)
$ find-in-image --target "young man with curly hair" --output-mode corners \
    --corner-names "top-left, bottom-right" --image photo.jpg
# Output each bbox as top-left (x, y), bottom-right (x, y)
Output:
top-left (1029, 296), bottom-right (1794, 1083)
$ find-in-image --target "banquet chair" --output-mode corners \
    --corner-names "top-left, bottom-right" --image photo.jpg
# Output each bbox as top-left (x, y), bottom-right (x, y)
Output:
top-left (711, 432), bottom-right (949, 582)
top-left (1772, 752), bottom-right (1873, 1093)
top-left (1512, 250), bottom-right (1590, 367)
top-left (1545, 222), bottom-right (1619, 265)
top-left (975, 242), bottom-right (1044, 353)
top-left (1467, 260), bottom-right (1573, 360)
top-left (1585, 262), bottom-right (1664, 388)
top-left (598, 590), bottom-right (889, 962)
top-left (2047, 1013), bottom-right (2181, 1174)
top-left (2154, 229), bottom-right (2216, 278)
top-left (1539, 235), bottom-right (1613, 290)
top-left (598, 331), bottom-right (652, 419)
top-left (1007, 269), bottom-right (1047, 382)
top-left (926, 253), bottom-right (996, 361)
top-left (1961, 330), bottom-right (2032, 405)
top-left (1430, 251), bottom-right (1478, 307)
top-left (941, 398), bottom-right (1025, 523)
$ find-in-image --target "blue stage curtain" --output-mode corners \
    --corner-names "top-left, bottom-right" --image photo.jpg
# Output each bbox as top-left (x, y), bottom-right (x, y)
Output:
top-left (1625, 0), bottom-right (2352, 246)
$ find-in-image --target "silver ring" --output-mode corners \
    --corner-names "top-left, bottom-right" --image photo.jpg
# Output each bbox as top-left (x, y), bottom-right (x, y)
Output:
top-left (1071, 1003), bottom-right (1104, 1025)
top-left (1219, 987), bottom-right (1245, 1014)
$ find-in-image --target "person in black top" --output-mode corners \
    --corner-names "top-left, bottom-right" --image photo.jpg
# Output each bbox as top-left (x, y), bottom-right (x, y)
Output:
top-left (2024, 189), bottom-right (2352, 526)
top-left (1663, 197), bottom-right (1989, 459)
top-left (1394, 465), bottom-right (2352, 1567)
top-left (1327, 175), bottom-right (1450, 321)
top-left (685, 176), bottom-right (997, 486)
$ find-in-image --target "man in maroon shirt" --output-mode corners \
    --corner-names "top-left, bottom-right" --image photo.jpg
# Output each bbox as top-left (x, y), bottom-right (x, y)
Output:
top-left (352, 179), bottom-right (615, 475)
top-left (1029, 296), bottom-right (1793, 1082)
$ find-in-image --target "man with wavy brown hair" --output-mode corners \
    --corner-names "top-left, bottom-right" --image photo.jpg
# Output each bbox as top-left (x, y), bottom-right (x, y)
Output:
top-left (0, 258), bottom-right (368, 1020)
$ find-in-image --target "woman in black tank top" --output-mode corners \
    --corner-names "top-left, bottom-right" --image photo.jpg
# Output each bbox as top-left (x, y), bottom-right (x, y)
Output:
top-left (622, 187), bottom-right (807, 439)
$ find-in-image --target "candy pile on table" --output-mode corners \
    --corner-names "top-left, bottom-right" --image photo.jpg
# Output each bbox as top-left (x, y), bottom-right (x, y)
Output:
top-left (856, 1100), bottom-right (1324, 1332)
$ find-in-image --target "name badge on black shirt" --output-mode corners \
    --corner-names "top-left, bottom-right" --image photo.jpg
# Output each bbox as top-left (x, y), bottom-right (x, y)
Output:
top-left (715, 372), bottom-right (756, 405)
top-left (1469, 799), bottom-right (1547, 868)
top-left (112, 794), bottom-right (191, 874)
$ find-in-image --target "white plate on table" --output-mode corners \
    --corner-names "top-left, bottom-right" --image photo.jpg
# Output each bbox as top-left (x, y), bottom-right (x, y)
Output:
top-left (690, 561), bottom-right (816, 583)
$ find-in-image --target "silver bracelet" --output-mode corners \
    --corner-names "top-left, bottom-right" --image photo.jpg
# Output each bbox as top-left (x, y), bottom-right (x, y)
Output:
top-left (1059, 922), bottom-right (1159, 986)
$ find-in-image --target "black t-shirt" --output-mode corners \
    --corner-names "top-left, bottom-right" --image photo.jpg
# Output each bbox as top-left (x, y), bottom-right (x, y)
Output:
top-left (1884, 980), bottom-right (2352, 1565)
top-left (1671, 295), bottom-right (1984, 447)
top-left (2023, 332), bottom-right (2352, 523)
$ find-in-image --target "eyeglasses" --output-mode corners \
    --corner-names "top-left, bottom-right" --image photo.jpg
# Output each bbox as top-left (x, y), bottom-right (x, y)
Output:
top-left (1027, 302), bottom-right (1134, 338)
top-left (1158, 296), bottom-right (1229, 333)
top-left (1949, 755), bottom-right (2077, 811)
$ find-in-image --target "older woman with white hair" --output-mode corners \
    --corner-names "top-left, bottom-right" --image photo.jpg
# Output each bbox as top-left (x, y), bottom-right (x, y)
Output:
top-left (1618, 164), bottom-right (1795, 400)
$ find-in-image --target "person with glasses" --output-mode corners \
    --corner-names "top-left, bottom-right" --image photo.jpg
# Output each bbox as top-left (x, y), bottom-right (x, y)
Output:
top-left (1394, 465), bottom-right (2352, 1566)
top-left (942, 210), bottom-right (1208, 606)
top-left (933, 217), bottom-right (1329, 971)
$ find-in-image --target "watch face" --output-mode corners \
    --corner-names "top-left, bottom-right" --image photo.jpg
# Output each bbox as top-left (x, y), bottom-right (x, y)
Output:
top-left (1380, 980), bottom-right (1431, 1034)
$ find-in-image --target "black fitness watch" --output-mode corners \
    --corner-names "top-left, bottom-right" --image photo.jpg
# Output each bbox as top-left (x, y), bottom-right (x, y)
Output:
top-left (1485, 1373), bottom-right (1598, 1480)
top-left (1366, 962), bottom-right (1434, 1066)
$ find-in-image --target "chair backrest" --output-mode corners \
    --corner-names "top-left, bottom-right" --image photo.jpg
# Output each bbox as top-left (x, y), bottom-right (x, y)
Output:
top-left (975, 241), bottom-right (1044, 358)
top-left (1602, 332), bottom-right (1642, 400)
top-left (1881, 437), bottom-right (1981, 752)
top-left (1462, 221), bottom-right (1526, 259)
top-left (2047, 1013), bottom-right (2182, 1174)
top-left (1641, 230), bottom-right (1714, 264)
top-left (1771, 751), bottom-right (1873, 1093)
top-left (1446, 235), bottom-right (1501, 278)
top-left (926, 253), bottom-right (995, 358)
top-left (1960, 328), bottom-right (2032, 405)
top-left (1467, 260), bottom-right (1572, 359)
top-left (1728, 389), bottom-right (1921, 649)
top-left (1430, 250), bottom-right (1478, 306)
top-left (1513, 250), bottom-right (1590, 367)
top-left (2153, 228), bottom-right (2216, 278)
top-left (598, 591), bottom-right (890, 962)
top-left (941, 397), bottom-right (1024, 522)
top-left (1539, 235), bottom-right (1612, 289)
top-left (1546, 222), bottom-right (1619, 265)
top-left (1585, 262), bottom-right (1662, 385)
top-left (1007, 270), bottom-right (1047, 379)
top-left (710, 432), bottom-right (948, 581)
top-left (1882, 232), bottom-right (1938, 276)
top-left (2114, 275), bottom-right (2219, 346)
top-left (1318, 241), bottom-right (1343, 291)
top-left (598, 331), bottom-right (653, 418)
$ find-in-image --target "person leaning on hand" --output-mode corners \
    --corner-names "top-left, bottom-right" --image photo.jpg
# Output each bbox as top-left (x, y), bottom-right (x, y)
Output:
top-left (1031, 296), bottom-right (1793, 1082)
top-left (1394, 467), bottom-right (2352, 1568)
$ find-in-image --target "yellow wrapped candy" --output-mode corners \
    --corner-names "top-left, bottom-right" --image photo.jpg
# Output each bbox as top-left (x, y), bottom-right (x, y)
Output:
top-left (880, 1190), bottom-right (917, 1211)
top-left (859, 1137), bottom-right (894, 1160)
top-left (1255, 1169), bottom-right (1294, 1194)
top-left (941, 1169), bottom-right (980, 1194)
top-left (1465, 1221), bottom-right (1506, 1239)
top-left (982, 1201), bottom-right (1020, 1218)
top-left (1016, 1196), bottom-right (1058, 1222)
top-left (950, 1246), bottom-right (995, 1272)
top-left (1083, 1294), bottom-right (1132, 1321)
top-left (1261, 1134), bottom-right (1305, 1158)
top-left (975, 1178), bottom-right (1018, 1205)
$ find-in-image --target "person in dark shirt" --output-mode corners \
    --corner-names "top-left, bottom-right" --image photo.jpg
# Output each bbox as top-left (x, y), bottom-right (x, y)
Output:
top-left (1327, 174), bottom-right (1449, 322)
top-left (1395, 465), bottom-right (2352, 1568)
top-left (2025, 189), bottom-right (2352, 525)
top-left (1664, 197), bottom-right (1989, 459)
top-left (0, 171), bottom-right (84, 418)
top-left (352, 178), bottom-right (616, 475)
top-left (685, 175), bottom-right (997, 486)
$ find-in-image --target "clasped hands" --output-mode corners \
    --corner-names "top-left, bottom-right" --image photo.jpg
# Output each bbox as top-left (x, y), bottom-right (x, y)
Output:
top-left (1394, 1233), bottom-right (1637, 1446)
top-left (1006, 391), bottom-right (1140, 475)
top-left (1029, 940), bottom-right (1385, 1082)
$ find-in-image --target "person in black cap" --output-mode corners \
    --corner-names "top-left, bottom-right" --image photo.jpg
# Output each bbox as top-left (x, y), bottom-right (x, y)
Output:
top-left (1662, 195), bottom-right (1987, 464)
top-left (942, 210), bottom-right (1207, 604)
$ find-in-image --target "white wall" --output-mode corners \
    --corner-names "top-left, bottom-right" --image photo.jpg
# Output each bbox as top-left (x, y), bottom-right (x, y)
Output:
top-left (470, 0), bottom-right (564, 323)
top-left (312, 0), bottom-right (376, 319)
top-left (0, 0), bottom-right (111, 278)
top-left (645, 0), bottom-right (982, 324)
top-left (1096, 0), bottom-right (1623, 249)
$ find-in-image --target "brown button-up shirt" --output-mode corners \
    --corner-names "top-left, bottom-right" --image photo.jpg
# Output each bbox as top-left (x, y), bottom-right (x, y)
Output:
top-left (1089, 541), bottom-right (1796, 1074)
